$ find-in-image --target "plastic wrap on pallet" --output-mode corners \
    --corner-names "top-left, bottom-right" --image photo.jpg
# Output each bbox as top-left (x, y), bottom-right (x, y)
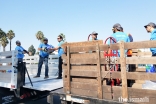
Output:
top-left (142, 80), bottom-right (156, 90)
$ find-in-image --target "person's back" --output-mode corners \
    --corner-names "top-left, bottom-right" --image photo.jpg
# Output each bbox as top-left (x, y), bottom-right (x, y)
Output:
top-left (111, 31), bottom-right (130, 43)
top-left (112, 31), bottom-right (130, 56)
top-left (15, 45), bottom-right (24, 59)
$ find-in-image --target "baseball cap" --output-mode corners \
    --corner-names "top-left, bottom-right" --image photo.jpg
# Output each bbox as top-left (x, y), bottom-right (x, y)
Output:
top-left (113, 23), bottom-right (121, 28)
top-left (16, 40), bottom-right (21, 44)
top-left (91, 31), bottom-right (98, 35)
top-left (144, 22), bottom-right (156, 28)
top-left (43, 38), bottom-right (48, 41)
top-left (116, 26), bottom-right (123, 31)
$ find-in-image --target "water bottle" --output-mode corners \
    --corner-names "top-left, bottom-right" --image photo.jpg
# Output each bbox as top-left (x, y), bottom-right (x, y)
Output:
top-left (146, 64), bottom-right (155, 73)
top-left (146, 64), bottom-right (150, 72)
top-left (150, 65), bottom-right (155, 73)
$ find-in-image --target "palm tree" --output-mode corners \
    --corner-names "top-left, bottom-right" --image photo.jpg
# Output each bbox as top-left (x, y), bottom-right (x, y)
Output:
top-left (6, 30), bottom-right (15, 51)
top-left (0, 28), bottom-right (6, 38)
top-left (36, 31), bottom-right (44, 43)
top-left (0, 28), bottom-right (7, 52)
top-left (0, 36), bottom-right (9, 51)
top-left (60, 33), bottom-right (66, 42)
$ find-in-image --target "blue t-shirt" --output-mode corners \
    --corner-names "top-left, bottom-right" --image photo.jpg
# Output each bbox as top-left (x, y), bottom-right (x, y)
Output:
top-left (150, 29), bottom-right (156, 55)
top-left (58, 41), bottom-right (64, 57)
top-left (39, 43), bottom-right (54, 57)
top-left (15, 46), bottom-right (24, 59)
top-left (107, 32), bottom-right (130, 56)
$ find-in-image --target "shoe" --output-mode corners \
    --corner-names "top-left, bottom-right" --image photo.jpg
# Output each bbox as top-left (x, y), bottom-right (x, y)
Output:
top-left (44, 76), bottom-right (49, 79)
top-left (33, 76), bottom-right (40, 78)
top-left (56, 76), bottom-right (62, 79)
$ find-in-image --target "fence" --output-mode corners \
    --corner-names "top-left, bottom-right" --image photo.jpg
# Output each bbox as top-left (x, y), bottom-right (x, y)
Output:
top-left (23, 54), bottom-right (59, 76)
top-left (62, 40), bottom-right (156, 103)
top-left (0, 51), bottom-right (18, 89)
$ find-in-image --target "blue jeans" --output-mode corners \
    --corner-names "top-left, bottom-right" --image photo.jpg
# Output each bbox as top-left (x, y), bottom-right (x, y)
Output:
top-left (37, 56), bottom-right (49, 76)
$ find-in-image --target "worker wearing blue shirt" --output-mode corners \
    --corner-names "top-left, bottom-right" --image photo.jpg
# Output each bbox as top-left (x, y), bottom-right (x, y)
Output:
top-left (52, 35), bottom-right (64, 79)
top-left (107, 23), bottom-right (130, 56)
top-left (15, 40), bottom-right (27, 62)
top-left (90, 31), bottom-right (98, 40)
top-left (144, 22), bottom-right (156, 70)
top-left (34, 38), bottom-right (54, 79)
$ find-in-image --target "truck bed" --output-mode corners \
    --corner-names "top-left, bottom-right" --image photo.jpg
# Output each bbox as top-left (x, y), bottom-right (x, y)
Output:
top-left (24, 75), bottom-right (63, 91)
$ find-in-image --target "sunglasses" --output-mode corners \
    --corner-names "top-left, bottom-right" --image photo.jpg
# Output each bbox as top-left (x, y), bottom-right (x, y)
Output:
top-left (57, 38), bottom-right (60, 39)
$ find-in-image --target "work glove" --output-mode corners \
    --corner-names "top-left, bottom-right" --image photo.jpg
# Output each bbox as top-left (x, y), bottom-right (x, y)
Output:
top-left (42, 47), bottom-right (48, 52)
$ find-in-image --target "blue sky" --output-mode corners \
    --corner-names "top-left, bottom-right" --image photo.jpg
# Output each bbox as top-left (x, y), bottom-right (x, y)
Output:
top-left (0, 0), bottom-right (156, 52)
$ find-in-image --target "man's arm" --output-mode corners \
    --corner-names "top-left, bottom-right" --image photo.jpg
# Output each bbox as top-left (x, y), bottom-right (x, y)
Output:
top-left (51, 47), bottom-right (59, 50)
top-left (52, 41), bottom-right (64, 50)
top-left (38, 44), bottom-right (43, 51)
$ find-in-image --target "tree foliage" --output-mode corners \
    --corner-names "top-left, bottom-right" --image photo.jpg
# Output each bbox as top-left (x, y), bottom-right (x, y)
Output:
top-left (0, 36), bottom-right (9, 51)
top-left (6, 30), bottom-right (15, 51)
top-left (36, 31), bottom-right (44, 43)
top-left (0, 28), bottom-right (6, 38)
top-left (28, 45), bottom-right (36, 56)
top-left (59, 33), bottom-right (66, 42)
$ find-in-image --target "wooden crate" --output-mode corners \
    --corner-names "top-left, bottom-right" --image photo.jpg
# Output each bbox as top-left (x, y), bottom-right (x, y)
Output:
top-left (62, 40), bottom-right (156, 103)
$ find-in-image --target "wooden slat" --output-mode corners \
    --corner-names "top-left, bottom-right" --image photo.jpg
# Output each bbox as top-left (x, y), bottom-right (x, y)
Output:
top-left (63, 58), bottom-right (120, 64)
top-left (63, 77), bottom-right (98, 84)
top-left (72, 78), bottom-right (98, 84)
top-left (124, 40), bottom-right (156, 49)
top-left (62, 52), bottom-right (106, 59)
top-left (70, 58), bottom-right (97, 64)
top-left (132, 83), bottom-right (143, 89)
top-left (62, 40), bottom-right (103, 47)
top-left (120, 41), bottom-right (128, 99)
top-left (71, 82), bottom-right (98, 91)
top-left (137, 52), bottom-right (152, 56)
top-left (102, 71), bottom-right (156, 80)
top-left (63, 65), bottom-right (106, 72)
top-left (70, 70), bottom-right (97, 77)
top-left (63, 65), bottom-right (97, 71)
top-left (104, 85), bottom-right (156, 97)
top-left (96, 43), bottom-right (103, 99)
top-left (103, 92), bottom-right (112, 100)
top-left (64, 82), bottom-right (98, 91)
top-left (126, 57), bottom-right (156, 64)
top-left (103, 85), bottom-right (156, 102)
top-left (100, 43), bottom-right (120, 51)
top-left (135, 80), bottom-right (145, 84)
top-left (70, 45), bottom-right (96, 53)
top-left (71, 88), bottom-right (98, 98)
top-left (69, 44), bottom-right (120, 53)
top-left (66, 46), bottom-right (71, 94)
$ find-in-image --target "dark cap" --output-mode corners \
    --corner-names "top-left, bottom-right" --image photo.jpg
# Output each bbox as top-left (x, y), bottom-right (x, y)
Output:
top-left (144, 22), bottom-right (156, 28)
top-left (91, 31), bottom-right (98, 35)
top-left (113, 23), bottom-right (121, 28)
top-left (16, 40), bottom-right (21, 44)
top-left (43, 38), bottom-right (48, 41)
top-left (116, 26), bottom-right (123, 31)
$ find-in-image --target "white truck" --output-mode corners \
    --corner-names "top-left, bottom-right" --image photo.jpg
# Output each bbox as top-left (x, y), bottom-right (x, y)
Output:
top-left (0, 50), bottom-right (63, 104)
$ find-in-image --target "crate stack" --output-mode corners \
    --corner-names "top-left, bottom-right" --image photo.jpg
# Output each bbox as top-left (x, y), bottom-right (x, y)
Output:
top-left (131, 49), bottom-right (152, 89)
